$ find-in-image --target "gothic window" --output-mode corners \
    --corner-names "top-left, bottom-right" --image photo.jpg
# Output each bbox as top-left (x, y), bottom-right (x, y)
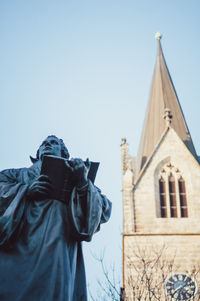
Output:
top-left (159, 177), bottom-right (167, 217)
top-left (168, 174), bottom-right (177, 217)
top-left (158, 163), bottom-right (188, 218)
top-left (178, 177), bottom-right (188, 217)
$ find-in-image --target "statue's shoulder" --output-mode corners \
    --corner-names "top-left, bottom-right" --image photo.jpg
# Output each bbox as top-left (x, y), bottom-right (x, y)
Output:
top-left (0, 167), bottom-right (28, 182)
top-left (0, 161), bottom-right (41, 184)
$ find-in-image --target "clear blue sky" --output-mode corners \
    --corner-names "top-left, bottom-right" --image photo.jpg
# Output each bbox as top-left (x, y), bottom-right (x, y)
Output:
top-left (1, 1), bottom-right (200, 299)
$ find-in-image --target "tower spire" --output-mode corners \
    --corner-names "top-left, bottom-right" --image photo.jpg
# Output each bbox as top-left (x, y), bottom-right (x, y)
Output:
top-left (136, 34), bottom-right (197, 175)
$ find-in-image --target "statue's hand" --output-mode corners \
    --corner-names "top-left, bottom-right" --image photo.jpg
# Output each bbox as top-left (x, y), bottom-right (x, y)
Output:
top-left (66, 158), bottom-right (90, 189)
top-left (27, 175), bottom-right (53, 201)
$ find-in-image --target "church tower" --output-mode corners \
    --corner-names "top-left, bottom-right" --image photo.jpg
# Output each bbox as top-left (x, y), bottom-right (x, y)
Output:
top-left (121, 34), bottom-right (200, 301)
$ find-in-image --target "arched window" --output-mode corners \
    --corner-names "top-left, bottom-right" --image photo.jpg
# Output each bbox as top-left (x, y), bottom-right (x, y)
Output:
top-left (168, 174), bottom-right (177, 217)
top-left (178, 177), bottom-right (188, 217)
top-left (157, 163), bottom-right (188, 218)
top-left (159, 177), bottom-right (167, 217)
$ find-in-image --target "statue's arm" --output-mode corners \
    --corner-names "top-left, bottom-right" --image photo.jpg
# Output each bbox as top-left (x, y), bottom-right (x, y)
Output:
top-left (0, 169), bottom-right (23, 212)
top-left (69, 180), bottom-right (112, 242)
top-left (0, 168), bottom-right (28, 245)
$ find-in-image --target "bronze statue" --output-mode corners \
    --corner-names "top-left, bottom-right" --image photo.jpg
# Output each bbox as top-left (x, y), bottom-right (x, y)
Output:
top-left (0, 135), bottom-right (111, 301)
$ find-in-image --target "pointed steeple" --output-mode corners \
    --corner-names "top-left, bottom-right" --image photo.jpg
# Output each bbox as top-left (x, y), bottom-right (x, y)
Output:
top-left (136, 33), bottom-right (197, 175)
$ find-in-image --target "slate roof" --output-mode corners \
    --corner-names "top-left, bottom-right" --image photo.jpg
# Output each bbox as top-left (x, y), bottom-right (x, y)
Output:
top-left (136, 39), bottom-right (197, 176)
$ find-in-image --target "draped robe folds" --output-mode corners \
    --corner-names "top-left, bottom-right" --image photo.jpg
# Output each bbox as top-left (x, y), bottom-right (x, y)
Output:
top-left (0, 161), bottom-right (112, 301)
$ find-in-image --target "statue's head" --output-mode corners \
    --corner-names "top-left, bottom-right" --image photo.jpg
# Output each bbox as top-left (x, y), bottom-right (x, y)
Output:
top-left (30, 135), bottom-right (70, 163)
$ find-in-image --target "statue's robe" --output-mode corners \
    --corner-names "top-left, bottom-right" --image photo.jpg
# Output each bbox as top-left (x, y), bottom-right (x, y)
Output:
top-left (0, 161), bottom-right (111, 301)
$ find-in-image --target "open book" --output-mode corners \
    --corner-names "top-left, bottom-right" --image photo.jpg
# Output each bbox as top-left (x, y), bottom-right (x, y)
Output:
top-left (41, 155), bottom-right (99, 203)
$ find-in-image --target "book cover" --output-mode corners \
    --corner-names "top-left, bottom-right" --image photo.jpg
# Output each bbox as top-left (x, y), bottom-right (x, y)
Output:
top-left (41, 155), bottom-right (99, 202)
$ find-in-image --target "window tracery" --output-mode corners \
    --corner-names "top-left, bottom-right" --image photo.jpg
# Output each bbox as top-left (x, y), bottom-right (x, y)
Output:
top-left (158, 163), bottom-right (188, 218)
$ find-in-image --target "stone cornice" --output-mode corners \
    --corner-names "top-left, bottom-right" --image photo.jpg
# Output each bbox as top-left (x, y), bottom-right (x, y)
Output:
top-left (123, 232), bottom-right (200, 236)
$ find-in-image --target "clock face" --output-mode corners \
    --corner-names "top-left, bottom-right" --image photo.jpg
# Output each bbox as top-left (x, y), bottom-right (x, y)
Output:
top-left (165, 273), bottom-right (197, 300)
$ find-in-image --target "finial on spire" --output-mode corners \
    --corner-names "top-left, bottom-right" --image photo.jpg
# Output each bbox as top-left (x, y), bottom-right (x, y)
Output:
top-left (163, 108), bottom-right (173, 126)
top-left (155, 32), bottom-right (162, 40)
top-left (120, 138), bottom-right (127, 146)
